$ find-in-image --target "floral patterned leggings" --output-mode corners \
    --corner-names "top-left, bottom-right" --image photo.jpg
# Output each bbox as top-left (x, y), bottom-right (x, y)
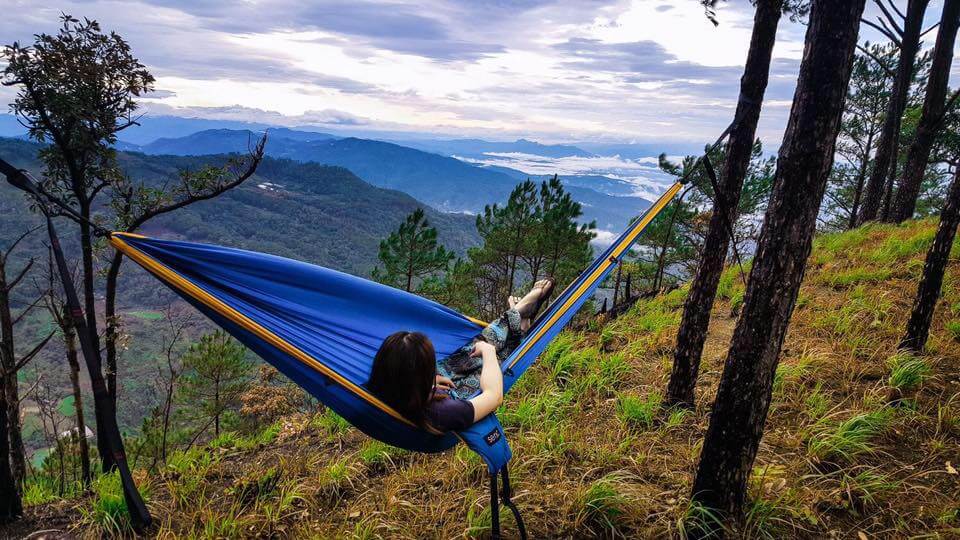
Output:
top-left (436, 309), bottom-right (524, 399)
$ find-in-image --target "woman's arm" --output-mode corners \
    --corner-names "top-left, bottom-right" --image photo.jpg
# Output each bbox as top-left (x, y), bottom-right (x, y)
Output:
top-left (468, 341), bottom-right (503, 422)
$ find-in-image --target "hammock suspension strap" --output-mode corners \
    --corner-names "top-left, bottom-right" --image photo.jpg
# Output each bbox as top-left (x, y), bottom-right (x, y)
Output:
top-left (490, 465), bottom-right (527, 540)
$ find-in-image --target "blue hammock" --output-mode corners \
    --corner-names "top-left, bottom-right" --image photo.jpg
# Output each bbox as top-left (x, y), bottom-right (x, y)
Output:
top-left (111, 182), bottom-right (681, 474)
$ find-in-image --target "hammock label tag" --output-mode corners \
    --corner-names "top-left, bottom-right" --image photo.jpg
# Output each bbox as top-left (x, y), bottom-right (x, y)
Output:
top-left (484, 427), bottom-right (502, 446)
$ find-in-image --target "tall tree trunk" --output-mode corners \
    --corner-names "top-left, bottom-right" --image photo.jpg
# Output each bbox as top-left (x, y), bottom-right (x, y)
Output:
top-left (858, 0), bottom-right (930, 224)
top-left (691, 0), bottom-right (864, 524)
top-left (881, 156), bottom-right (898, 220)
top-left (0, 261), bottom-right (27, 488)
top-left (901, 166), bottom-right (960, 351)
top-left (0, 383), bottom-right (22, 524)
top-left (892, 0), bottom-right (960, 222)
top-left (848, 131), bottom-right (875, 229)
top-left (104, 252), bottom-right (123, 411)
top-left (666, 0), bottom-right (782, 408)
top-left (64, 319), bottom-right (91, 485)
top-left (77, 207), bottom-right (116, 473)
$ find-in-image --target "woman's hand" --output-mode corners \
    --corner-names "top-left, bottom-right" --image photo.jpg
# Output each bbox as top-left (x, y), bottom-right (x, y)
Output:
top-left (470, 340), bottom-right (496, 358)
top-left (467, 340), bottom-right (503, 422)
top-left (434, 375), bottom-right (454, 390)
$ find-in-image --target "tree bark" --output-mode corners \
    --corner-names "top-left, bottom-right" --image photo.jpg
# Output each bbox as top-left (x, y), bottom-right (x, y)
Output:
top-left (75, 204), bottom-right (117, 473)
top-left (901, 166), bottom-right (960, 351)
top-left (691, 0), bottom-right (865, 524)
top-left (892, 0), bottom-right (960, 222)
top-left (0, 383), bottom-right (22, 524)
top-left (666, 0), bottom-right (782, 408)
top-left (64, 319), bottom-right (91, 485)
top-left (104, 251), bottom-right (123, 410)
top-left (858, 0), bottom-right (930, 224)
top-left (0, 260), bottom-right (27, 488)
top-left (848, 130), bottom-right (875, 229)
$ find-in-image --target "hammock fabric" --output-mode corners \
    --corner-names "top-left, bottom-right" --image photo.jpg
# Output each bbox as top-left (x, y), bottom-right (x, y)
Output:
top-left (111, 181), bottom-right (681, 474)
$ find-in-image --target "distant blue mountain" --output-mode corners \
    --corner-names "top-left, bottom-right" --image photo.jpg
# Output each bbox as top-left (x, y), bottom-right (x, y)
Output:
top-left (137, 128), bottom-right (336, 156)
top-left (395, 138), bottom-right (595, 159)
top-left (137, 129), bottom-right (650, 229)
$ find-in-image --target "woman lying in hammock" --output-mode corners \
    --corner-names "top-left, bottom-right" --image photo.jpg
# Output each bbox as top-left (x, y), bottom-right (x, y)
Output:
top-left (367, 279), bottom-right (555, 433)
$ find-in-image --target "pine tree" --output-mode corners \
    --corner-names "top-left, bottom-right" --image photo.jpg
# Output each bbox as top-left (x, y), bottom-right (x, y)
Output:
top-left (858, 0), bottom-right (931, 223)
top-left (690, 0), bottom-right (865, 525)
top-left (891, 0), bottom-right (960, 222)
top-left (371, 208), bottom-right (454, 293)
top-left (177, 331), bottom-right (253, 438)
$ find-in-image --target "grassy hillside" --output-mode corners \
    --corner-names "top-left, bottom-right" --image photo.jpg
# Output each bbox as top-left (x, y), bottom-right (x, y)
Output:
top-left (8, 219), bottom-right (960, 538)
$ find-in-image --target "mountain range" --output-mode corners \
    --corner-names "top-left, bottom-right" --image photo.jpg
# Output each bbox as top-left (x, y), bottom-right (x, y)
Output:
top-left (117, 127), bottom-right (651, 230)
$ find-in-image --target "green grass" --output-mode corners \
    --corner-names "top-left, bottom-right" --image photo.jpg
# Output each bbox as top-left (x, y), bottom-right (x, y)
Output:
top-left (807, 409), bottom-right (892, 462)
top-left (804, 383), bottom-right (830, 421)
top-left (616, 391), bottom-right (662, 431)
top-left (678, 499), bottom-right (726, 539)
top-left (945, 320), bottom-right (960, 341)
top-left (868, 227), bottom-right (936, 263)
top-left (358, 440), bottom-right (404, 468)
top-left (773, 358), bottom-right (811, 395)
top-left (57, 395), bottom-right (76, 417)
top-left (577, 473), bottom-right (631, 532)
top-left (79, 471), bottom-right (153, 536)
top-left (127, 310), bottom-right (165, 320)
top-left (840, 468), bottom-right (898, 509)
top-left (22, 476), bottom-right (61, 506)
top-left (887, 353), bottom-right (931, 393)
top-left (814, 226), bottom-right (875, 256)
top-left (312, 408), bottom-right (352, 435)
top-left (821, 267), bottom-right (892, 289)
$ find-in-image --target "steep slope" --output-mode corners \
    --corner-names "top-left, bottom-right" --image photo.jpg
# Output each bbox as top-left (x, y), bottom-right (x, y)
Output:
top-left (10, 219), bottom-right (958, 538)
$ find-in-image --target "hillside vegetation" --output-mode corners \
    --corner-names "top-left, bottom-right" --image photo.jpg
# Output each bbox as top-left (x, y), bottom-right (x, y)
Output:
top-left (10, 218), bottom-right (960, 538)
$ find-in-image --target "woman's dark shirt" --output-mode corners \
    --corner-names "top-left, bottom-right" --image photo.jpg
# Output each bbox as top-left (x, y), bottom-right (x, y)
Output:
top-left (425, 391), bottom-right (474, 432)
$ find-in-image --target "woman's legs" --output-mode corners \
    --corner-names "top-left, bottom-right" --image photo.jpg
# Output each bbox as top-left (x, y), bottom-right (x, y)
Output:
top-left (509, 279), bottom-right (555, 332)
top-left (437, 279), bottom-right (555, 397)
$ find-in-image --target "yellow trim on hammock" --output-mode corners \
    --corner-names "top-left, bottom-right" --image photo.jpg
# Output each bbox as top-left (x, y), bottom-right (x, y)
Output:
top-left (110, 232), bottom-right (416, 428)
top-left (506, 181), bottom-right (683, 370)
top-left (466, 316), bottom-right (488, 327)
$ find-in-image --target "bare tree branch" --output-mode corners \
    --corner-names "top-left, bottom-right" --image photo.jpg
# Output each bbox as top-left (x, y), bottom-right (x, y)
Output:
top-left (920, 21), bottom-right (941, 38)
top-left (873, 0), bottom-right (905, 36)
top-left (6, 258), bottom-right (35, 292)
top-left (862, 18), bottom-right (902, 45)
top-left (1, 225), bottom-right (42, 263)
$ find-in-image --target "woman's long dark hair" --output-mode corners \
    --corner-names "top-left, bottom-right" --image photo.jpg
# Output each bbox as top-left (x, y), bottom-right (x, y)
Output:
top-left (367, 331), bottom-right (436, 428)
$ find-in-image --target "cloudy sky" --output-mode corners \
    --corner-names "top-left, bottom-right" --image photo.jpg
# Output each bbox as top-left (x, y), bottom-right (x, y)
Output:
top-left (2, 1), bottom-right (958, 145)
